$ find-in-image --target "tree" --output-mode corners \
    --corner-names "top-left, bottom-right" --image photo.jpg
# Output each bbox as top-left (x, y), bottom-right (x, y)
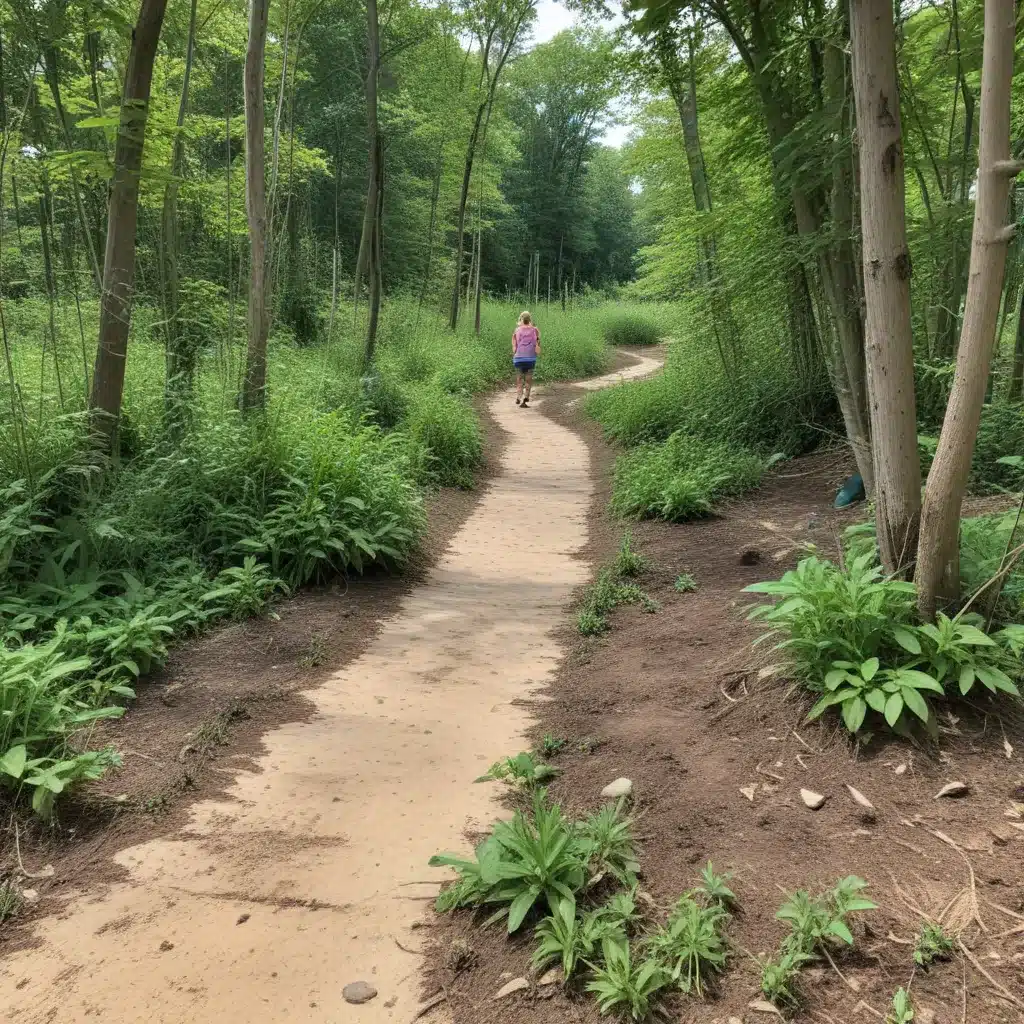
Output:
top-left (850, 0), bottom-right (921, 574)
top-left (915, 0), bottom-right (1022, 616)
top-left (241, 0), bottom-right (272, 412)
top-left (89, 0), bottom-right (170, 445)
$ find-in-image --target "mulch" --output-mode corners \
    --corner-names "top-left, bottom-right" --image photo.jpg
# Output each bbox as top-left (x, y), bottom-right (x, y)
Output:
top-left (420, 368), bottom-right (1024, 1024)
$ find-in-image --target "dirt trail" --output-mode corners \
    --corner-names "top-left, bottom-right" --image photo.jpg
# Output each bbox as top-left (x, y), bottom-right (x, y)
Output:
top-left (0, 352), bottom-right (660, 1024)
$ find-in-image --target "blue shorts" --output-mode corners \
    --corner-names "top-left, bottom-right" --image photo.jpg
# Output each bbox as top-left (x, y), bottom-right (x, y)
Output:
top-left (513, 359), bottom-right (536, 373)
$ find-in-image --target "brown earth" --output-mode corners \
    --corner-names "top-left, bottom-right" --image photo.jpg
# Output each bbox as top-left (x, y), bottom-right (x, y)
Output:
top-left (422, 390), bottom-right (1024, 1024)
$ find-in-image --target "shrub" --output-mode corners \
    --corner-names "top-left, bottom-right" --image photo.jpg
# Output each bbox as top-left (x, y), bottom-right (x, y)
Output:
top-left (403, 388), bottom-right (483, 489)
top-left (601, 312), bottom-right (662, 347)
top-left (611, 431), bottom-right (763, 521)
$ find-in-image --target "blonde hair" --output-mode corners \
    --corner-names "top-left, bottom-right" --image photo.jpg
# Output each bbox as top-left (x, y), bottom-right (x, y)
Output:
top-left (519, 311), bottom-right (533, 325)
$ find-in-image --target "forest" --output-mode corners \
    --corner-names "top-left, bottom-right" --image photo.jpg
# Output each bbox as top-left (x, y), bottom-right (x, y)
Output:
top-left (1, 0), bottom-right (1024, 1016)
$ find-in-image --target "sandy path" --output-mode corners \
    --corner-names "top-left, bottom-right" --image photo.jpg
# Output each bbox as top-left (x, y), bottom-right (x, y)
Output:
top-left (0, 352), bottom-right (660, 1024)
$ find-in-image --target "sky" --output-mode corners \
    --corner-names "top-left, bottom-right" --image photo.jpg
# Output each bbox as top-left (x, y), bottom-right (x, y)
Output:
top-left (530, 0), bottom-right (634, 148)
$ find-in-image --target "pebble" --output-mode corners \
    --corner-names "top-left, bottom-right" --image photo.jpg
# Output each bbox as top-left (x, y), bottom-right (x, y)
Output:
top-left (748, 998), bottom-right (782, 1014)
top-left (492, 977), bottom-right (529, 1000)
top-left (935, 781), bottom-right (969, 799)
top-left (846, 784), bottom-right (874, 809)
top-left (740, 785), bottom-right (757, 802)
top-left (343, 981), bottom-right (378, 1005)
top-left (538, 967), bottom-right (563, 986)
top-left (20, 889), bottom-right (38, 904)
top-left (801, 788), bottom-right (826, 810)
top-left (161, 683), bottom-right (184, 707)
top-left (601, 777), bottom-right (632, 799)
top-left (895, 763), bottom-right (907, 775)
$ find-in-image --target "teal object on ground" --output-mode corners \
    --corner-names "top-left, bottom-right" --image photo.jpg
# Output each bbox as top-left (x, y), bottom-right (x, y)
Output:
top-left (834, 473), bottom-right (865, 508)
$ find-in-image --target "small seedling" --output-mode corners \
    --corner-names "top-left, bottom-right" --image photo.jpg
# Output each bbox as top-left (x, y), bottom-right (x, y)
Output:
top-left (614, 532), bottom-right (649, 578)
top-left (577, 735), bottom-right (603, 754)
top-left (647, 894), bottom-right (728, 997)
top-left (697, 861), bottom-right (736, 909)
top-left (913, 922), bottom-right (955, 966)
top-left (578, 799), bottom-right (641, 884)
top-left (759, 948), bottom-right (813, 1006)
top-left (474, 751), bottom-right (558, 788)
top-left (298, 633), bottom-right (328, 668)
top-left (0, 879), bottom-right (23, 925)
top-left (674, 573), bottom-right (698, 593)
top-left (640, 595), bottom-right (660, 614)
top-left (586, 938), bottom-right (670, 1021)
top-left (887, 987), bottom-right (914, 1024)
top-left (539, 733), bottom-right (567, 757)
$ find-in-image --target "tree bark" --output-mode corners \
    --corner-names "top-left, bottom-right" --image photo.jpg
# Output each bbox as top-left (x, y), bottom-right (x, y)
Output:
top-left (1009, 283), bottom-right (1024, 402)
top-left (241, 0), bottom-right (272, 412)
top-left (356, 0), bottom-right (382, 363)
top-left (89, 0), bottom-right (169, 444)
top-left (850, 0), bottom-right (921, 576)
top-left (915, 0), bottom-right (1022, 617)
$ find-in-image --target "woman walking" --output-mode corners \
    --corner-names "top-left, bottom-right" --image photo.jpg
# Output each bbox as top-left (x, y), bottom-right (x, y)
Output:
top-left (512, 311), bottom-right (540, 407)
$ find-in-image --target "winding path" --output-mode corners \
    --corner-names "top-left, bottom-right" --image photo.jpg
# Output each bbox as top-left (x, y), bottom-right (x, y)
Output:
top-left (0, 350), bottom-right (662, 1023)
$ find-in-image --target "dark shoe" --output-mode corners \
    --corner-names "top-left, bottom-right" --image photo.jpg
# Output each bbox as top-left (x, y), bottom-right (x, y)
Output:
top-left (515, 397), bottom-right (521, 405)
top-left (521, 399), bottom-right (530, 408)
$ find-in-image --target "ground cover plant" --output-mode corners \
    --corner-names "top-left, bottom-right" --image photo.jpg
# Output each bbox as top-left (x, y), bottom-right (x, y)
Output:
top-left (577, 535), bottom-right (658, 635)
top-left (744, 549), bottom-right (1024, 736)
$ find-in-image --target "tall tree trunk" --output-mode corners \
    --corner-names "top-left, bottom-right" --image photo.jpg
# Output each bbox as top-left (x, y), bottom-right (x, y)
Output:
top-left (1009, 283), bottom-right (1024, 402)
top-left (241, 0), bottom-right (271, 412)
top-left (915, 0), bottom-right (1022, 617)
top-left (89, 0), bottom-right (169, 444)
top-left (417, 142), bottom-right (443, 311)
top-left (357, 0), bottom-right (381, 363)
top-left (365, 136), bottom-right (383, 365)
top-left (162, 0), bottom-right (199, 408)
top-left (850, 0), bottom-right (921, 575)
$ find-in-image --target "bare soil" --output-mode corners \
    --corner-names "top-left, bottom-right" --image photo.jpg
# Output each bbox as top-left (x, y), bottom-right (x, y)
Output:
top-left (423, 388), bottom-right (1024, 1024)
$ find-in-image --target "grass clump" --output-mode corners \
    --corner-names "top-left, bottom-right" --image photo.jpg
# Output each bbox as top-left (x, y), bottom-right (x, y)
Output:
top-left (587, 939), bottom-right (671, 1020)
top-left (403, 387), bottom-right (482, 488)
top-left (674, 572), bottom-right (697, 593)
top-left (601, 312), bottom-right (663, 347)
top-left (611, 431), bottom-right (763, 522)
top-left (913, 922), bottom-right (955, 967)
top-left (576, 569), bottom-right (650, 636)
top-left (613, 532), bottom-right (648, 578)
top-left (474, 751), bottom-right (558, 789)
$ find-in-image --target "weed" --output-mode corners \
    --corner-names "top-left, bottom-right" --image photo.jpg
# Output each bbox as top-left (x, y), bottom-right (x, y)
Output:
top-left (0, 879), bottom-right (23, 924)
top-left (577, 735), bottom-right (603, 754)
top-left (697, 862), bottom-right (736, 909)
top-left (586, 938), bottom-right (671, 1021)
top-left (539, 734), bottom-right (566, 757)
top-left (577, 567), bottom-right (652, 635)
top-left (577, 607), bottom-right (609, 636)
top-left (577, 799), bottom-right (641, 885)
top-left (888, 987), bottom-right (914, 1024)
top-left (674, 572), bottom-right (697, 593)
top-left (759, 947), bottom-right (813, 1006)
top-left (533, 896), bottom-right (610, 979)
top-left (298, 633), bottom-right (329, 669)
top-left (474, 751), bottom-right (559, 789)
top-left (647, 894), bottom-right (728, 997)
top-left (202, 557), bottom-right (287, 620)
top-left (913, 922), bottom-right (955, 967)
top-left (613, 532), bottom-right (648, 578)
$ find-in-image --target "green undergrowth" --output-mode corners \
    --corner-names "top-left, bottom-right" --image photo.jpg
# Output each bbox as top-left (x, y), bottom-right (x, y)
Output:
top-left (577, 534), bottom-right (657, 635)
top-left (601, 310), bottom-right (663, 347)
top-left (0, 296), bottom-right (613, 816)
top-left (745, 531), bottom-right (1024, 738)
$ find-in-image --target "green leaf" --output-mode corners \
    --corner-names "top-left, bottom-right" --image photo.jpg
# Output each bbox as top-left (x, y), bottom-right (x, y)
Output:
top-left (901, 686), bottom-right (930, 723)
top-left (865, 688), bottom-right (887, 714)
top-left (955, 624), bottom-right (996, 647)
top-left (959, 665), bottom-right (976, 695)
top-left (892, 626), bottom-right (922, 654)
top-left (860, 658), bottom-right (879, 681)
top-left (884, 692), bottom-right (904, 728)
top-left (0, 744), bottom-right (27, 779)
top-left (842, 696), bottom-right (867, 734)
top-left (827, 919), bottom-right (854, 944)
top-left (507, 888), bottom-right (539, 933)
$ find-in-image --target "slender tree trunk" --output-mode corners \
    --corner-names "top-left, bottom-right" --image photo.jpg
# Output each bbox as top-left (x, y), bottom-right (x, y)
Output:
top-left (1009, 284), bottom-right (1024, 402)
top-left (357, 0), bottom-right (381, 363)
top-left (162, 0), bottom-right (199, 407)
top-left (850, 0), bottom-right (921, 576)
top-left (448, 101), bottom-right (485, 329)
top-left (89, 0), bottom-right (169, 444)
top-left (418, 142), bottom-right (443, 310)
top-left (474, 230), bottom-right (483, 335)
top-left (365, 136), bottom-right (383, 365)
top-left (916, 0), bottom-right (1022, 617)
top-left (241, 0), bottom-right (271, 412)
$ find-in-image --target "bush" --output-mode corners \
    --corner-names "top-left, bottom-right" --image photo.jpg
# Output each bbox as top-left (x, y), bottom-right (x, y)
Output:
top-left (602, 311), bottom-right (662, 347)
top-left (403, 388), bottom-right (483, 488)
top-left (611, 431), bottom-right (763, 521)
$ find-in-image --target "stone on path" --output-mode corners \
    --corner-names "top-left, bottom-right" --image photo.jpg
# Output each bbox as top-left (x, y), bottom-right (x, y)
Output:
top-left (343, 981), bottom-right (378, 1005)
top-left (801, 788), bottom-right (826, 810)
top-left (935, 781), bottom-right (969, 799)
top-left (492, 978), bottom-right (529, 1000)
top-left (601, 778), bottom-right (632, 799)
top-left (846, 784), bottom-right (874, 809)
top-left (740, 785), bottom-right (757, 802)
top-left (538, 967), bottom-right (563, 986)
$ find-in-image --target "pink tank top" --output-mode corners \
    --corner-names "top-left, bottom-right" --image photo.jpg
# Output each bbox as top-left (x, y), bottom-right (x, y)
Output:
top-left (514, 325), bottom-right (538, 359)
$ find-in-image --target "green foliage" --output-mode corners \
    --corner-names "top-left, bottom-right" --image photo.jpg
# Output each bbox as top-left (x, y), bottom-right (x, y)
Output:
top-left (697, 862), bottom-right (736, 909)
top-left (201, 558), bottom-right (288, 620)
top-left (613, 532), bottom-right (648, 578)
top-left (474, 751), bottom-right (559, 789)
top-left (577, 799), bottom-right (641, 885)
top-left (533, 895), bottom-right (633, 979)
top-left (759, 947), bottom-right (814, 1007)
top-left (674, 573), bottom-right (698, 593)
top-left (403, 387), bottom-right (483, 489)
top-left (0, 878), bottom-right (24, 923)
top-left (430, 790), bottom-right (587, 933)
top-left (646, 895), bottom-right (728, 997)
top-left (577, 567), bottom-right (651, 636)
top-left (611, 430), bottom-right (763, 522)
top-left (586, 938), bottom-right (671, 1021)
top-left (601, 312), bottom-right (662, 347)
top-left (539, 733), bottom-right (566, 757)
top-left (913, 922), bottom-right (955, 967)
top-left (888, 988), bottom-right (915, 1024)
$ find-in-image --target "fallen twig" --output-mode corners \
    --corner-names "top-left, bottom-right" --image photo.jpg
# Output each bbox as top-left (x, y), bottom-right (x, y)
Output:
top-left (959, 939), bottom-right (1024, 1009)
top-left (409, 990), bottom-right (447, 1022)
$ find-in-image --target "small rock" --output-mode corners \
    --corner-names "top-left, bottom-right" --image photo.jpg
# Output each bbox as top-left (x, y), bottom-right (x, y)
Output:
top-left (343, 981), bottom-right (378, 1005)
top-left (895, 763), bottom-right (907, 775)
top-left (846, 784), bottom-right (874, 809)
top-left (20, 889), bottom-right (38, 904)
top-left (236, 913), bottom-right (250, 925)
top-left (601, 777), bottom-right (632, 799)
top-left (801, 788), bottom-right (826, 810)
top-left (161, 683), bottom-right (185, 707)
top-left (748, 999), bottom-right (782, 1015)
top-left (740, 785), bottom-right (757, 802)
top-left (729, 1018), bottom-right (744, 1024)
top-left (492, 977), bottom-right (529, 1000)
top-left (538, 967), bottom-right (563, 986)
top-left (159, 940), bottom-right (175, 952)
top-left (739, 548), bottom-right (762, 566)
top-left (935, 781), bottom-right (969, 799)
top-left (990, 826), bottom-right (1014, 846)
top-left (409, 919), bottom-right (424, 930)
top-left (917, 1008), bottom-right (936, 1024)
